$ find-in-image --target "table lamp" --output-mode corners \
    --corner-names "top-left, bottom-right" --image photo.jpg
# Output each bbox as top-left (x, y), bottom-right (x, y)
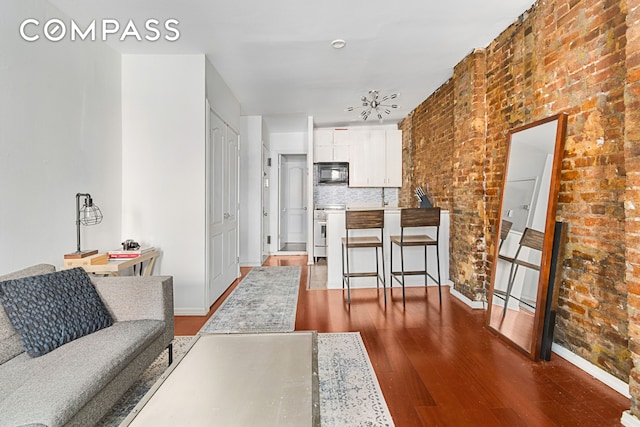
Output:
top-left (64, 192), bottom-right (103, 259)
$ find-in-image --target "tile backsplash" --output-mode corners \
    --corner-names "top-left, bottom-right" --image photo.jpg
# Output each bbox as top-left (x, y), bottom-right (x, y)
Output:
top-left (313, 164), bottom-right (398, 207)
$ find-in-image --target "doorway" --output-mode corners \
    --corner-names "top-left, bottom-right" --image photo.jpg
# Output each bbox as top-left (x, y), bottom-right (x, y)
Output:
top-left (278, 154), bottom-right (307, 254)
top-left (262, 145), bottom-right (271, 263)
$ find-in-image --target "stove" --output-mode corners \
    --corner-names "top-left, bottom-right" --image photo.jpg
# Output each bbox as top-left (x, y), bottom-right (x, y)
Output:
top-left (313, 204), bottom-right (345, 261)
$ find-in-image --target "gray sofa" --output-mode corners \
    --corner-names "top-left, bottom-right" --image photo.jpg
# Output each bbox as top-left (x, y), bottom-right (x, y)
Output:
top-left (0, 264), bottom-right (174, 427)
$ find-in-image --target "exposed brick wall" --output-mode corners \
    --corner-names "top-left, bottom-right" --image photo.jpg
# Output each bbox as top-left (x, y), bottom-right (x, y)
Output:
top-left (625, 0), bottom-right (640, 417)
top-left (451, 50), bottom-right (488, 301)
top-left (401, 0), bottom-right (632, 391)
top-left (398, 81), bottom-right (454, 211)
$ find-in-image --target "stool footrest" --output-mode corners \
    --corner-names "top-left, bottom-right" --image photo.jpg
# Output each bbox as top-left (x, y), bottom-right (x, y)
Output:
top-left (343, 272), bottom-right (379, 278)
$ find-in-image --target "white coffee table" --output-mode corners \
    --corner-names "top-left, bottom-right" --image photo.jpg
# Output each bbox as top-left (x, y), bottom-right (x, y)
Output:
top-left (121, 332), bottom-right (319, 427)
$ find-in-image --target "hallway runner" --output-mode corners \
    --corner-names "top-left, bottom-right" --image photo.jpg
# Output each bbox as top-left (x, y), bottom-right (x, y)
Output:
top-left (198, 266), bottom-right (301, 334)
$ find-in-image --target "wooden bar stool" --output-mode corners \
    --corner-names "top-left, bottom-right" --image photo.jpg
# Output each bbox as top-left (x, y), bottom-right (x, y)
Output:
top-left (341, 210), bottom-right (386, 304)
top-left (390, 207), bottom-right (441, 304)
top-left (499, 227), bottom-right (544, 317)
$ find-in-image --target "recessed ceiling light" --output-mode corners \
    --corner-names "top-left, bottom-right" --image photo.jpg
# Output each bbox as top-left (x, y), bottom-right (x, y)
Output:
top-left (331, 39), bottom-right (346, 49)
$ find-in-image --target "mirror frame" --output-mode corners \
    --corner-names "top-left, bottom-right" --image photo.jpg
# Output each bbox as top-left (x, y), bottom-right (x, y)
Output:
top-left (487, 112), bottom-right (568, 360)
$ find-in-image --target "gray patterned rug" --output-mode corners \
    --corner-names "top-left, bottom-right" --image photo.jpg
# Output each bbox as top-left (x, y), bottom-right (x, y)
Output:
top-left (100, 333), bottom-right (394, 426)
top-left (318, 333), bottom-right (394, 426)
top-left (198, 266), bottom-right (301, 334)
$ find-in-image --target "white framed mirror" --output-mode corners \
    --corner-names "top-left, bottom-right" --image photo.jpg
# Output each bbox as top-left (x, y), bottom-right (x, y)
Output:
top-left (487, 113), bottom-right (568, 360)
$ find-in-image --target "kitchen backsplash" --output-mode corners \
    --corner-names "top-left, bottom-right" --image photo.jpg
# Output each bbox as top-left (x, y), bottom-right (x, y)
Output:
top-left (313, 164), bottom-right (398, 206)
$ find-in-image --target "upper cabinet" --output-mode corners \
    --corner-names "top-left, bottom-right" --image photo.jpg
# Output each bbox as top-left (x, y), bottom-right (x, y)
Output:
top-left (314, 129), bottom-right (349, 162)
top-left (313, 127), bottom-right (402, 187)
top-left (349, 129), bottom-right (402, 187)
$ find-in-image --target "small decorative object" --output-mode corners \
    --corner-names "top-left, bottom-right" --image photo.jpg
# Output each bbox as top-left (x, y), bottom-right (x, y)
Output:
top-left (346, 90), bottom-right (399, 122)
top-left (64, 193), bottom-right (103, 259)
top-left (121, 239), bottom-right (140, 251)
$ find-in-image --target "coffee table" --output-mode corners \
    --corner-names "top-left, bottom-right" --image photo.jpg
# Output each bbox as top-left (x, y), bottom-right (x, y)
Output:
top-left (121, 332), bottom-right (319, 426)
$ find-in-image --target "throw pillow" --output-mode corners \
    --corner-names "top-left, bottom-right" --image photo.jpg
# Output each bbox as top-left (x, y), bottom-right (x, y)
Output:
top-left (0, 267), bottom-right (113, 357)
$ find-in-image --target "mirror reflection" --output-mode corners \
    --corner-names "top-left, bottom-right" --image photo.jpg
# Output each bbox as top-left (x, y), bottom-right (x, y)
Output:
top-left (488, 115), bottom-right (566, 356)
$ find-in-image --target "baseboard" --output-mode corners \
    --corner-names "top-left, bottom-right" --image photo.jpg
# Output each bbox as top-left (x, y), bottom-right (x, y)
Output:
top-left (622, 411), bottom-right (640, 427)
top-left (240, 262), bottom-right (262, 267)
top-left (174, 308), bottom-right (209, 316)
top-left (449, 286), bottom-right (485, 310)
top-left (551, 343), bottom-right (630, 398)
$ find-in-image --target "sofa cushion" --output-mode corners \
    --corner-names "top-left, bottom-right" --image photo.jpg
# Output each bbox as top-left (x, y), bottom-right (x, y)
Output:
top-left (0, 267), bottom-right (113, 357)
top-left (0, 264), bottom-right (56, 364)
top-left (0, 319), bottom-right (164, 427)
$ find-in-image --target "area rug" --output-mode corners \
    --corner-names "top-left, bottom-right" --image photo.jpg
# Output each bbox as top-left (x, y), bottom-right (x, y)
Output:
top-left (198, 266), bottom-right (301, 334)
top-left (318, 333), bottom-right (394, 427)
top-left (100, 333), bottom-right (394, 426)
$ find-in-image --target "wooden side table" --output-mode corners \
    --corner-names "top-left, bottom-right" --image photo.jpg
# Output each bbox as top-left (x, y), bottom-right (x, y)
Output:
top-left (62, 250), bottom-right (160, 276)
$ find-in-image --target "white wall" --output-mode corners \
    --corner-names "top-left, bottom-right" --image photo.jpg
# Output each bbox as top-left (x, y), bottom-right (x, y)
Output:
top-left (0, 0), bottom-right (122, 273)
top-left (121, 54), bottom-right (206, 313)
top-left (205, 59), bottom-right (241, 132)
top-left (239, 116), bottom-right (264, 266)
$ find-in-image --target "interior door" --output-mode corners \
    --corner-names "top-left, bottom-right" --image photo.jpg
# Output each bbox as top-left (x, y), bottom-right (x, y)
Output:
top-left (262, 146), bottom-right (270, 262)
top-left (284, 155), bottom-right (307, 245)
top-left (208, 110), bottom-right (239, 305)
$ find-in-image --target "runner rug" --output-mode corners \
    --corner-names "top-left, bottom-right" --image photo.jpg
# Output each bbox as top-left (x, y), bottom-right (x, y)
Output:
top-left (100, 333), bottom-right (394, 426)
top-left (198, 265), bottom-right (301, 334)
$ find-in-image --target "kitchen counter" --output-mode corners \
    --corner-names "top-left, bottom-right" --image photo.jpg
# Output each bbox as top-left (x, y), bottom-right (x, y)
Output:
top-left (324, 209), bottom-right (450, 289)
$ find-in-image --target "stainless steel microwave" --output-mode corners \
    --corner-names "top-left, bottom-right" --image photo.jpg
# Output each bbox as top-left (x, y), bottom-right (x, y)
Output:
top-left (317, 162), bottom-right (349, 185)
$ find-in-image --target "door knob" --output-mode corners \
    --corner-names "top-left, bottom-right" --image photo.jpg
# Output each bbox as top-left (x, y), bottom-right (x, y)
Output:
top-left (224, 213), bottom-right (231, 219)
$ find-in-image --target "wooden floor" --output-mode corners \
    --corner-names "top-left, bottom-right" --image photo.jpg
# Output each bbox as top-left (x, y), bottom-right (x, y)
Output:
top-left (175, 255), bottom-right (629, 426)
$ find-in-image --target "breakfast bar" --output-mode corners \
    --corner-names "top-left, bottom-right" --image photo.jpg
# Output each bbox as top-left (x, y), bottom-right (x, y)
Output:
top-left (324, 207), bottom-right (450, 289)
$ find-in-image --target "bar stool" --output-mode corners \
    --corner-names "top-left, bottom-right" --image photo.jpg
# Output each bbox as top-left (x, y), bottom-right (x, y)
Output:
top-left (341, 210), bottom-right (386, 304)
top-left (499, 220), bottom-right (513, 251)
top-left (390, 207), bottom-right (441, 304)
top-left (500, 227), bottom-right (544, 317)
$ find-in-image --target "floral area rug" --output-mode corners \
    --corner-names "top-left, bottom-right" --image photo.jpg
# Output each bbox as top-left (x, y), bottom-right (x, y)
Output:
top-left (198, 266), bottom-right (301, 334)
top-left (100, 333), bottom-right (394, 426)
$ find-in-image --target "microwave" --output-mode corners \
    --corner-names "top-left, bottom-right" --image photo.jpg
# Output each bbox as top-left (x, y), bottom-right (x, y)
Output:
top-left (317, 162), bottom-right (349, 185)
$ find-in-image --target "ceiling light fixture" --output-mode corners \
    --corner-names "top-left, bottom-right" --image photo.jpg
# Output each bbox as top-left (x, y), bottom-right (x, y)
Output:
top-left (331, 39), bottom-right (346, 49)
top-left (346, 90), bottom-right (399, 122)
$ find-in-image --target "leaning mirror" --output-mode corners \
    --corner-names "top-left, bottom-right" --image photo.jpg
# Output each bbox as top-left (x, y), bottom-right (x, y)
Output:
top-left (487, 113), bottom-right (567, 360)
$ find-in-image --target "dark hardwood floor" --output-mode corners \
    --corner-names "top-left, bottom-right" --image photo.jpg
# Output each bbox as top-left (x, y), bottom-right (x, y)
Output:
top-left (174, 255), bottom-right (629, 426)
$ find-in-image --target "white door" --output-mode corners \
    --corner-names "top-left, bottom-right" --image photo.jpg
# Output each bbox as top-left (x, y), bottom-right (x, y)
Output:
top-left (262, 145), bottom-right (270, 262)
top-left (279, 154), bottom-right (307, 250)
top-left (208, 109), bottom-right (239, 306)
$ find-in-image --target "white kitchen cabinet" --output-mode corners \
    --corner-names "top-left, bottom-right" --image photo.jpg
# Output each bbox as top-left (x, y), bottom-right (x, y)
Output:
top-left (314, 129), bottom-right (350, 162)
top-left (384, 130), bottom-right (402, 186)
top-left (349, 129), bottom-right (402, 187)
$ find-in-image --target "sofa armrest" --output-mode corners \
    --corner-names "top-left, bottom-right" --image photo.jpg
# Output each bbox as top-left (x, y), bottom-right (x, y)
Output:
top-left (91, 276), bottom-right (174, 345)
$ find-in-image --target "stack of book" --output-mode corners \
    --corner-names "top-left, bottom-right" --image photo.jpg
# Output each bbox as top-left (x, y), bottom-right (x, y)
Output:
top-left (107, 247), bottom-right (155, 259)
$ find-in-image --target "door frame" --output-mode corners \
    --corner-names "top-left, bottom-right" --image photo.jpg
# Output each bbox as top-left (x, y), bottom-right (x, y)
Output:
top-left (271, 152), bottom-right (308, 255)
top-left (278, 154), bottom-right (307, 250)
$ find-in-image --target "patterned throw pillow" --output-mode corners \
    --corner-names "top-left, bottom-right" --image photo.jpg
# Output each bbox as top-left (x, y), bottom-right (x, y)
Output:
top-left (0, 267), bottom-right (113, 357)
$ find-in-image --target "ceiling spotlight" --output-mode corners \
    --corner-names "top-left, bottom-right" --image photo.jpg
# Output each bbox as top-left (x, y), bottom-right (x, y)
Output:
top-left (346, 90), bottom-right (400, 122)
top-left (331, 39), bottom-right (346, 49)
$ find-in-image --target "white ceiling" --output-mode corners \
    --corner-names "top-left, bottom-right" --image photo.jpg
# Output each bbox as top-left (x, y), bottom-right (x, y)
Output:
top-left (48, 0), bottom-right (535, 130)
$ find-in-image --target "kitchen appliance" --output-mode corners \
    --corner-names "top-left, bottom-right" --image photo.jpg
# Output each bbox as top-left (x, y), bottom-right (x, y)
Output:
top-left (313, 204), bottom-right (345, 261)
top-left (317, 162), bottom-right (349, 185)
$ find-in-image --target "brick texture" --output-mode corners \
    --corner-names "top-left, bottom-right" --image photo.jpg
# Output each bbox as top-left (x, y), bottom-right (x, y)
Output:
top-left (400, 0), bottom-right (633, 399)
top-left (626, 0), bottom-right (640, 417)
